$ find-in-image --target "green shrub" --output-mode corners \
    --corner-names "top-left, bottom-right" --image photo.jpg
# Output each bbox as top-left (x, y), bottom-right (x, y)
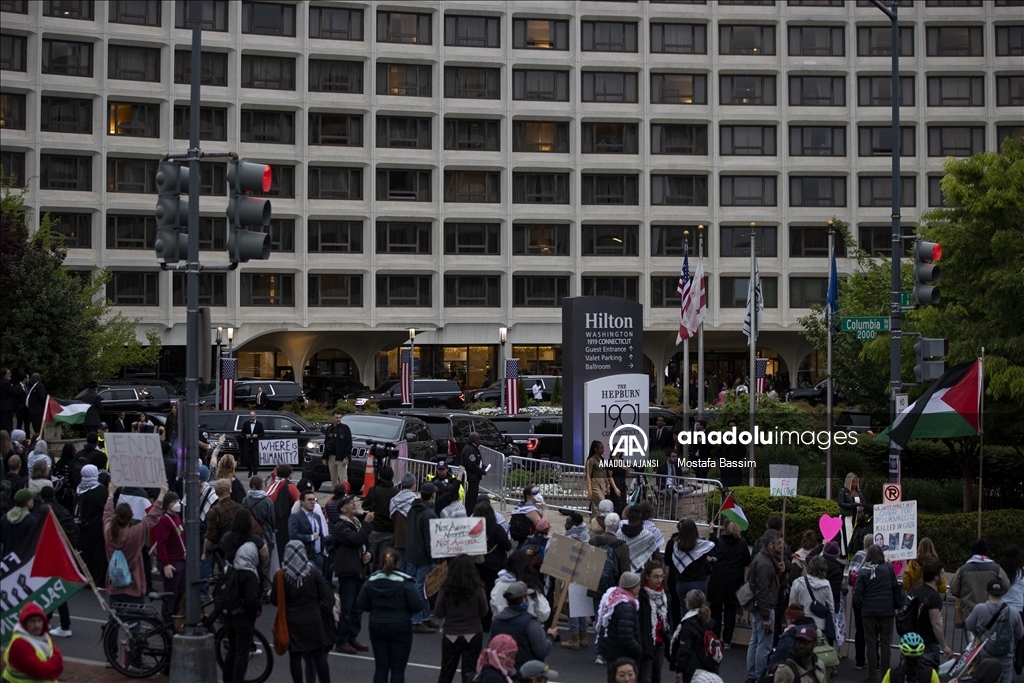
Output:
top-left (551, 378), bottom-right (562, 403)
top-left (717, 487), bottom-right (840, 550)
top-left (465, 400), bottom-right (495, 411)
top-left (332, 399), bottom-right (357, 415)
top-left (507, 467), bottom-right (558, 491)
top-left (663, 385), bottom-right (681, 406)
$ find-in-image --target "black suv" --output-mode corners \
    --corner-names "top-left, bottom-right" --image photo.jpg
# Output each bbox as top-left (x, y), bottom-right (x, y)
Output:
top-left (472, 376), bottom-right (560, 403)
top-left (77, 383), bottom-right (175, 423)
top-left (304, 376), bottom-right (368, 405)
top-left (354, 379), bottom-right (465, 410)
top-left (489, 414), bottom-right (564, 460)
top-left (200, 380), bottom-right (308, 410)
top-left (301, 413), bottom-right (437, 492)
top-left (198, 410), bottom-right (325, 470)
top-left (385, 409), bottom-right (517, 461)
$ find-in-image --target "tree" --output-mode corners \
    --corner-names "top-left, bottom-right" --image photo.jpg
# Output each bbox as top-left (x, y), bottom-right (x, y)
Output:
top-left (1, 183), bottom-right (162, 397)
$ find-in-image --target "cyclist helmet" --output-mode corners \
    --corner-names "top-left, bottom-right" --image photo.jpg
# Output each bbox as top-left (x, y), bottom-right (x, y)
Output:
top-left (899, 632), bottom-right (925, 657)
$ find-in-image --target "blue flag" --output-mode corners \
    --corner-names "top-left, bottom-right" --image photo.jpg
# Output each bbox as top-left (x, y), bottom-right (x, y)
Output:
top-left (827, 244), bottom-right (839, 329)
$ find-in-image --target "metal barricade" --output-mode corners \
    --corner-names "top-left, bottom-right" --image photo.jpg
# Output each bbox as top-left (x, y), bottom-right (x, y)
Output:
top-left (503, 455), bottom-right (591, 512)
top-left (392, 456), bottom-right (441, 490)
top-left (479, 446), bottom-right (506, 501)
top-left (632, 470), bottom-right (725, 529)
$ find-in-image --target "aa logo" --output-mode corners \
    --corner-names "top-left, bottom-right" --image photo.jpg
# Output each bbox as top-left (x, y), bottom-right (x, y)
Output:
top-left (609, 423), bottom-right (648, 461)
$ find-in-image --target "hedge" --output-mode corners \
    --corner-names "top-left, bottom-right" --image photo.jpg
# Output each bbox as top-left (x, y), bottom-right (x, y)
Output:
top-left (720, 487), bottom-right (1024, 568)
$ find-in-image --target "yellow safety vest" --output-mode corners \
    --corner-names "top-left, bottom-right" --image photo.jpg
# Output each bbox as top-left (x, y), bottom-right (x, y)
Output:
top-left (2, 632), bottom-right (59, 683)
top-left (427, 474), bottom-right (465, 501)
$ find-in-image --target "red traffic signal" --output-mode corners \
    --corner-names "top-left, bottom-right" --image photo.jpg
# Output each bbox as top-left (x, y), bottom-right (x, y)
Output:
top-left (228, 159), bottom-right (272, 194)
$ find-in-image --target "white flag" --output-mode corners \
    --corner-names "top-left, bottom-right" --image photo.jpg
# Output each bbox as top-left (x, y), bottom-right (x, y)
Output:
top-left (742, 256), bottom-right (764, 340)
top-left (678, 257), bottom-right (707, 343)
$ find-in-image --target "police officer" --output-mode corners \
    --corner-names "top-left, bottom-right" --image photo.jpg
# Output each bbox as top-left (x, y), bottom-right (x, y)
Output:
top-left (460, 432), bottom-right (486, 511)
top-left (322, 409), bottom-right (353, 491)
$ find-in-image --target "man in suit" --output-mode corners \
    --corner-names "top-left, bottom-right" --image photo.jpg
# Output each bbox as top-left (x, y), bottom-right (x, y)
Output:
top-left (254, 386), bottom-right (266, 409)
top-left (240, 411), bottom-right (265, 478)
top-left (0, 368), bottom-right (19, 434)
top-left (14, 373), bottom-right (30, 432)
top-left (288, 489), bottom-right (326, 571)
top-left (651, 415), bottom-right (674, 453)
top-left (110, 412), bottom-right (128, 433)
top-left (25, 373), bottom-right (46, 437)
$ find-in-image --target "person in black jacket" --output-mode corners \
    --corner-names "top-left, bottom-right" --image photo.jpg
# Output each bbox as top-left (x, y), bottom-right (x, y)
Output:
top-left (24, 374), bottom-right (46, 437)
top-left (0, 368), bottom-right (18, 434)
top-left (435, 554), bottom-right (490, 683)
top-left (666, 519), bottom-right (715, 626)
top-left (638, 560), bottom-right (670, 683)
top-left (490, 581), bottom-right (556, 670)
top-left (330, 493), bottom-right (373, 654)
top-left (707, 519), bottom-right (751, 647)
top-left (322, 410), bottom-right (353, 491)
top-left (668, 589), bottom-right (713, 683)
top-left (598, 572), bottom-right (644, 675)
top-left (31, 486), bottom-right (78, 637)
top-left (405, 482), bottom-right (438, 632)
top-left (362, 466), bottom-right (398, 570)
top-left (473, 498), bottom-right (512, 627)
top-left (460, 433), bottom-right (486, 509)
top-left (238, 412), bottom-right (264, 479)
top-left (221, 542), bottom-right (265, 683)
top-left (854, 544), bottom-right (902, 683)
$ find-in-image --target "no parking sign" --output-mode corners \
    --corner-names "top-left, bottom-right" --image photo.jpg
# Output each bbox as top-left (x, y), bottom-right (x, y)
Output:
top-left (883, 483), bottom-right (902, 503)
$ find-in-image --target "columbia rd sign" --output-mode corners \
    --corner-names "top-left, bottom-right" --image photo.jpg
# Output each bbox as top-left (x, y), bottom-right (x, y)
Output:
top-left (841, 316), bottom-right (891, 340)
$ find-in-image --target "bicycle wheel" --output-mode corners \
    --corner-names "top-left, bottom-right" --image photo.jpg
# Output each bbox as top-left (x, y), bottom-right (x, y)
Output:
top-left (215, 626), bottom-right (274, 683)
top-left (102, 614), bottom-right (172, 678)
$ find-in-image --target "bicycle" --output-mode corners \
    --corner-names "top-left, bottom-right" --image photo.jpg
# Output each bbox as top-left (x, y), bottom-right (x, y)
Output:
top-left (101, 588), bottom-right (273, 683)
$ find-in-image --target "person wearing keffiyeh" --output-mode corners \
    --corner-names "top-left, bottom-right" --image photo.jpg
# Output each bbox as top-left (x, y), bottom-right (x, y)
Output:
top-left (221, 541), bottom-right (265, 683)
top-left (597, 572), bottom-right (644, 675)
top-left (616, 507), bottom-right (659, 573)
top-left (475, 633), bottom-right (519, 683)
top-left (271, 540), bottom-right (336, 683)
top-left (638, 561), bottom-right (670, 683)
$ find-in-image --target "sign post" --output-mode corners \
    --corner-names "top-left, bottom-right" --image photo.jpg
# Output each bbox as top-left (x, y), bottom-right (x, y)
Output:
top-left (769, 464), bottom-right (798, 539)
top-left (841, 317), bottom-right (891, 341)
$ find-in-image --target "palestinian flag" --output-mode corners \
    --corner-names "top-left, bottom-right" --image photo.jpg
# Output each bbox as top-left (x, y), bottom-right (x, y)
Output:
top-left (719, 491), bottom-right (749, 531)
top-left (1, 510), bottom-right (89, 644)
top-left (42, 395), bottom-right (95, 425)
top-left (876, 360), bottom-right (982, 449)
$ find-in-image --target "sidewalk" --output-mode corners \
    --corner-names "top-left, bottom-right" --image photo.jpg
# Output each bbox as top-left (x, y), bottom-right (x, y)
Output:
top-left (60, 657), bottom-right (168, 683)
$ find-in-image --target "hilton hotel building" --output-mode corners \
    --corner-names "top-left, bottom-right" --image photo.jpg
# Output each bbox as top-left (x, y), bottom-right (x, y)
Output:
top-left (2, 0), bottom-right (1021, 395)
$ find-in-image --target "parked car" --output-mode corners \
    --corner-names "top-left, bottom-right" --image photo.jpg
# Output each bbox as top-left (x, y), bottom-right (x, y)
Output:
top-left (304, 376), bottom-right (368, 405)
top-left (76, 383), bottom-right (175, 424)
top-left (301, 413), bottom-right (437, 492)
top-left (353, 378), bottom-right (465, 410)
top-left (472, 376), bottom-right (561, 402)
top-left (786, 380), bottom-right (849, 406)
top-left (199, 380), bottom-right (308, 410)
top-left (836, 408), bottom-right (885, 434)
top-left (385, 409), bottom-right (517, 461)
top-left (198, 410), bottom-right (324, 471)
top-left (489, 415), bottom-right (564, 460)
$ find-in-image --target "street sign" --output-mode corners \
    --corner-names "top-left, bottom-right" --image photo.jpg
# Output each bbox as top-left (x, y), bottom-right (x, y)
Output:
top-left (841, 317), bottom-right (891, 341)
top-left (901, 292), bottom-right (912, 307)
top-left (895, 393), bottom-right (909, 413)
top-left (883, 483), bottom-right (903, 503)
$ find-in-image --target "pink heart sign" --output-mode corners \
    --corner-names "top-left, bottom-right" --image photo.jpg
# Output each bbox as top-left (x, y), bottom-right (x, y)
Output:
top-left (819, 515), bottom-right (843, 543)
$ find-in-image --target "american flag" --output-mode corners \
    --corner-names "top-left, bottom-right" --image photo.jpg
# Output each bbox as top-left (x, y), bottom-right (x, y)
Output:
top-left (220, 358), bottom-right (236, 410)
top-left (400, 348), bottom-right (412, 405)
top-left (504, 358), bottom-right (519, 415)
top-left (677, 241), bottom-right (707, 344)
top-left (755, 358), bottom-right (769, 394)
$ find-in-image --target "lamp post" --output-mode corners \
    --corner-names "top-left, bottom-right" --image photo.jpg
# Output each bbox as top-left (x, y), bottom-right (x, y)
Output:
top-left (227, 327), bottom-right (234, 359)
top-left (499, 327), bottom-right (508, 413)
top-left (409, 328), bottom-right (416, 409)
top-left (214, 327), bottom-right (223, 409)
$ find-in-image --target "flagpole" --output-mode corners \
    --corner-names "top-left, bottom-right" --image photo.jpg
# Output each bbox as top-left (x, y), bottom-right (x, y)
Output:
top-left (683, 337), bottom-right (690, 458)
top-left (826, 221), bottom-right (835, 501)
top-left (977, 349), bottom-right (985, 538)
top-left (697, 225), bottom-right (706, 422)
top-left (749, 225), bottom-right (757, 487)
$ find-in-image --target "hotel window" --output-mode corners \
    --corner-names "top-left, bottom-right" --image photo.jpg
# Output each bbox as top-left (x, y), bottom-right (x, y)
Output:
top-left (107, 272), bottom-right (158, 305)
top-left (254, 164), bottom-right (295, 198)
top-left (444, 15), bottom-right (499, 48)
top-left (107, 101), bottom-right (159, 137)
top-left (255, 219), bottom-right (294, 252)
top-left (651, 226), bottom-right (708, 256)
top-left (43, 1), bottom-right (94, 20)
top-left (241, 55), bottom-right (295, 90)
top-left (721, 176), bottom-right (777, 206)
top-left (857, 26), bottom-right (914, 56)
top-left (925, 0), bottom-right (981, 5)
top-left (928, 126), bottom-right (985, 156)
top-left (444, 222), bottom-right (500, 255)
top-left (858, 75), bottom-right (914, 106)
top-left (308, 167), bottom-right (362, 200)
top-left (721, 126), bottom-right (776, 155)
top-left (1, 0), bottom-right (27, 11)
top-left (172, 272), bottom-right (226, 306)
top-left (512, 70), bottom-right (569, 101)
top-left (375, 170), bottom-right (431, 202)
top-left (376, 275), bottom-right (431, 307)
top-left (927, 76), bottom-right (984, 107)
top-left (308, 220), bottom-right (363, 253)
top-left (377, 116), bottom-right (431, 149)
top-left (0, 151), bottom-right (24, 188)
top-left (582, 277), bottom-right (639, 302)
top-left (513, 276), bottom-right (569, 307)
top-left (790, 176), bottom-right (847, 207)
top-left (443, 66), bottom-right (500, 100)
top-left (174, 50), bottom-right (227, 86)
top-left (512, 121), bottom-right (568, 153)
top-left (720, 25), bottom-right (776, 55)
top-left (928, 177), bottom-right (948, 207)
top-left (512, 173), bottom-right (570, 204)
top-left (926, 26), bottom-right (983, 57)
top-left (581, 72), bottom-right (638, 103)
top-left (651, 175), bottom-right (708, 206)
top-left (308, 113), bottom-right (362, 147)
top-left (309, 60), bottom-right (362, 94)
top-left (652, 124), bottom-right (708, 155)
top-left (513, 224), bottom-right (569, 255)
top-left (859, 176), bottom-right (917, 207)
top-left (0, 92), bottom-right (25, 129)
top-left (197, 217), bottom-right (226, 250)
top-left (444, 276), bottom-right (500, 307)
top-left (308, 275), bottom-right (362, 307)
top-left (651, 277), bottom-right (682, 307)
top-left (997, 126), bottom-right (1024, 143)
top-left (377, 11), bottom-right (431, 45)
top-left (789, 26), bottom-right (844, 56)
top-left (651, 74), bottom-right (707, 105)
top-left (106, 214), bottom-right (155, 249)
top-left (721, 225), bottom-right (777, 257)
top-left (173, 106), bottom-right (228, 141)
top-left (858, 126), bottom-right (915, 156)
top-left (444, 171), bottom-right (500, 203)
top-left (995, 26), bottom-right (1024, 56)
top-left (41, 97), bottom-right (92, 133)
top-left (444, 119), bottom-right (500, 151)
top-left (513, 19), bottom-right (568, 50)
top-left (996, 76), bottom-right (1024, 107)
top-left (108, 45), bottom-right (159, 82)
top-left (0, 34), bottom-right (26, 72)
top-left (240, 109), bottom-right (295, 144)
top-left (790, 226), bottom-right (846, 257)
top-left (582, 123), bottom-right (638, 154)
top-left (722, 276), bottom-right (778, 308)
top-left (108, 0), bottom-right (160, 26)
top-left (377, 63), bottom-right (431, 97)
top-left (790, 76), bottom-right (846, 106)
top-left (309, 6), bottom-right (362, 41)
top-left (48, 212), bottom-right (92, 248)
top-left (174, 0), bottom-right (227, 31)
top-left (858, 225), bottom-right (916, 257)
top-left (40, 154), bottom-right (91, 190)
top-left (720, 75), bottom-right (776, 105)
top-left (582, 225), bottom-right (639, 256)
top-left (582, 21), bottom-right (638, 52)
top-left (581, 175), bottom-right (639, 205)
top-left (107, 157), bottom-right (159, 194)
top-left (42, 39), bottom-right (92, 77)
top-left (651, 23), bottom-right (706, 54)
top-left (198, 164), bottom-right (226, 196)
top-left (241, 1), bottom-right (294, 36)
top-left (240, 273), bottom-right (294, 307)
top-left (789, 1), bottom-right (844, 7)
top-left (789, 126), bottom-right (846, 156)
top-left (790, 277), bottom-right (829, 308)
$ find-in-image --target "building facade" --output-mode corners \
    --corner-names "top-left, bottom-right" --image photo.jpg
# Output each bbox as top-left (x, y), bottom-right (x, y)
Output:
top-left (2, 0), bottom-right (1021, 395)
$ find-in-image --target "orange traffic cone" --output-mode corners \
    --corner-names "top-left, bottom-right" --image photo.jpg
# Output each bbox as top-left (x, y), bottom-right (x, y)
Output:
top-left (362, 458), bottom-right (375, 497)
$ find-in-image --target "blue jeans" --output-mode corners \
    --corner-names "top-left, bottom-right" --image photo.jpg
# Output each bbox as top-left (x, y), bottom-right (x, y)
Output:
top-left (676, 579), bottom-right (708, 610)
top-left (411, 564), bottom-right (432, 624)
top-left (369, 621), bottom-right (413, 683)
top-left (336, 576), bottom-right (364, 645)
top-left (568, 616), bottom-right (587, 634)
top-left (746, 609), bottom-right (774, 681)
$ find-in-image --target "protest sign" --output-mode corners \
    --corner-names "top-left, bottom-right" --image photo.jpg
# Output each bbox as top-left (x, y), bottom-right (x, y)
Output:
top-left (429, 517), bottom-right (487, 558)
top-left (424, 562), bottom-right (448, 598)
top-left (769, 464), bottom-right (798, 497)
top-left (872, 500), bottom-right (918, 562)
top-left (259, 438), bottom-right (298, 466)
top-left (540, 534), bottom-right (605, 593)
top-left (106, 432), bottom-right (166, 488)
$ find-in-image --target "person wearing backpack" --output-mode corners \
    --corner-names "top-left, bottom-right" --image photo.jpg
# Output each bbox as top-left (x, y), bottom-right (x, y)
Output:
top-left (242, 474), bottom-right (277, 572)
top-left (491, 551), bottom-right (552, 625)
top-left (491, 581), bottom-right (557, 670)
top-left (854, 544), bottom-right (903, 683)
top-left (591, 513), bottom-right (631, 626)
top-left (103, 480), bottom-right (166, 607)
top-left (509, 485), bottom-right (545, 548)
top-left (965, 579), bottom-right (1023, 683)
top-left (881, 633), bottom-right (941, 683)
top-left (668, 588), bottom-right (716, 682)
top-left (907, 561), bottom-right (952, 661)
top-left (773, 625), bottom-right (826, 683)
top-left (667, 519), bottom-right (715, 627)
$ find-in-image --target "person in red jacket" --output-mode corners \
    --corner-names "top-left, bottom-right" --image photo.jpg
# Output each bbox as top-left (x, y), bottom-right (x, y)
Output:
top-left (3, 601), bottom-right (64, 682)
top-left (152, 491), bottom-right (186, 624)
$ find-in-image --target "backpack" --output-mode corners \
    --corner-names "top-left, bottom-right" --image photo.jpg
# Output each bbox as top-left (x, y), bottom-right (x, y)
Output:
top-left (206, 567), bottom-right (245, 625)
top-left (985, 604), bottom-right (1014, 657)
top-left (888, 658), bottom-right (940, 683)
top-left (758, 660), bottom-right (800, 683)
top-left (509, 513), bottom-right (534, 544)
top-left (108, 549), bottom-right (133, 588)
top-left (593, 540), bottom-right (623, 598)
top-left (522, 534), bottom-right (547, 569)
top-left (700, 627), bottom-right (724, 672)
top-left (895, 591), bottom-right (923, 636)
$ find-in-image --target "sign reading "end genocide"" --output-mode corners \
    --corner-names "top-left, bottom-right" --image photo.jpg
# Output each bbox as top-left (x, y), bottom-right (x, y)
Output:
top-left (106, 432), bottom-right (166, 488)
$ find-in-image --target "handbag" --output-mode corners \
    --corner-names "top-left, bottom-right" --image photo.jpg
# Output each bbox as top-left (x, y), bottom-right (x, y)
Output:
top-left (272, 570), bottom-right (289, 655)
top-left (736, 581), bottom-right (755, 612)
top-left (804, 576), bottom-right (829, 619)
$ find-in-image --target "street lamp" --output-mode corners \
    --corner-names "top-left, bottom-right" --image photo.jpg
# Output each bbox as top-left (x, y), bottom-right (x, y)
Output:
top-left (226, 327), bottom-right (234, 358)
top-left (409, 328), bottom-right (416, 409)
top-left (214, 327), bottom-right (223, 409)
top-left (499, 327), bottom-right (508, 414)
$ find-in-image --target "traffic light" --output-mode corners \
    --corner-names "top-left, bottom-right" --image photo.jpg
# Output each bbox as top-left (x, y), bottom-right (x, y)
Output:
top-left (912, 239), bottom-right (942, 307)
top-left (226, 159), bottom-right (272, 264)
top-left (154, 161), bottom-right (189, 264)
top-left (914, 337), bottom-right (947, 383)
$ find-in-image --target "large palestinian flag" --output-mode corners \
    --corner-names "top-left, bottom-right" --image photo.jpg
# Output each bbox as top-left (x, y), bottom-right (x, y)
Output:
top-left (876, 360), bottom-right (982, 449)
top-left (1, 510), bottom-right (89, 644)
top-left (42, 395), bottom-right (96, 425)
